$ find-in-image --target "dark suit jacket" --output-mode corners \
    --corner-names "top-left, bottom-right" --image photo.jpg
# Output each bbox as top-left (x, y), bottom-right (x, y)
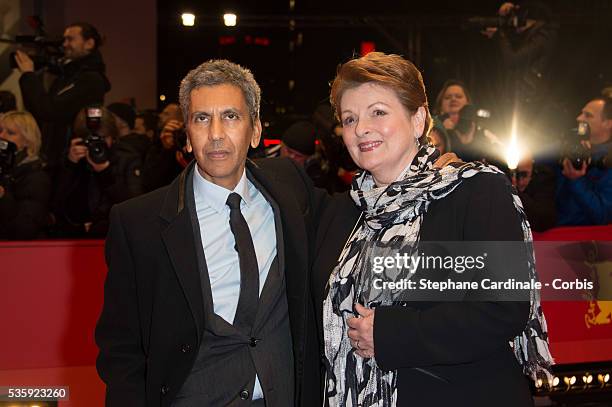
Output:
top-left (312, 173), bottom-right (535, 407)
top-left (96, 158), bottom-right (325, 406)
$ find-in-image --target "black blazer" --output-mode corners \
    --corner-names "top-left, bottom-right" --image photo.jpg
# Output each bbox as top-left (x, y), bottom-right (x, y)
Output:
top-left (312, 173), bottom-right (535, 407)
top-left (96, 158), bottom-right (326, 407)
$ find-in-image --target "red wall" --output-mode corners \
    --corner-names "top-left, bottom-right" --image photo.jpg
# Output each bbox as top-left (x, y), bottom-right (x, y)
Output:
top-left (0, 225), bottom-right (611, 404)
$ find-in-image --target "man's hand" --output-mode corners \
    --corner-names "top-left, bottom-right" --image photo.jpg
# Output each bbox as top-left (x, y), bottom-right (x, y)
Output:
top-left (347, 303), bottom-right (375, 359)
top-left (434, 152), bottom-right (462, 169)
top-left (68, 138), bottom-right (88, 163)
top-left (498, 2), bottom-right (517, 16)
top-left (160, 119), bottom-right (182, 150)
top-left (14, 50), bottom-right (35, 73)
top-left (562, 158), bottom-right (588, 180)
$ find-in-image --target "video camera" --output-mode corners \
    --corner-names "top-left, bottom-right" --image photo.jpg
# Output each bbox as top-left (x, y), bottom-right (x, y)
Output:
top-left (465, 7), bottom-right (528, 30)
top-left (5, 16), bottom-right (63, 72)
top-left (81, 107), bottom-right (110, 164)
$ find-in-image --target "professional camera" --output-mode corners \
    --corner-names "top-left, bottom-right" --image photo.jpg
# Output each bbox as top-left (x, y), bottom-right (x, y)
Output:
top-left (0, 138), bottom-right (17, 184)
top-left (561, 122), bottom-right (591, 170)
top-left (439, 104), bottom-right (491, 134)
top-left (5, 16), bottom-right (63, 72)
top-left (82, 107), bottom-right (110, 164)
top-left (172, 126), bottom-right (188, 150)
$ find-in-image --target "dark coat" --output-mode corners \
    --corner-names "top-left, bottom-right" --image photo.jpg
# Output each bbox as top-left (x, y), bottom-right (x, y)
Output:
top-left (95, 158), bottom-right (326, 407)
top-left (0, 155), bottom-right (51, 239)
top-left (51, 137), bottom-right (144, 237)
top-left (312, 173), bottom-right (534, 407)
top-left (142, 140), bottom-right (184, 193)
top-left (519, 163), bottom-right (557, 232)
top-left (19, 51), bottom-right (111, 174)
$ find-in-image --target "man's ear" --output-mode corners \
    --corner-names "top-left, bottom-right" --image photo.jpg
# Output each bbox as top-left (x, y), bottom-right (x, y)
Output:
top-left (251, 118), bottom-right (262, 149)
top-left (84, 38), bottom-right (95, 52)
top-left (412, 106), bottom-right (426, 139)
top-left (186, 129), bottom-right (193, 153)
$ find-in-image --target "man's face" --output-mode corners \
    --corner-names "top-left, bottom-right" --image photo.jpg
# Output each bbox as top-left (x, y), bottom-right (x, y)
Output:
top-left (186, 84), bottom-right (261, 190)
top-left (515, 158), bottom-right (534, 193)
top-left (577, 99), bottom-right (612, 145)
top-left (63, 26), bottom-right (94, 60)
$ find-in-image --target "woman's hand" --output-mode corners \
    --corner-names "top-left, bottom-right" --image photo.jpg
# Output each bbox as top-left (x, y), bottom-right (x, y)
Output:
top-left (434, 152), bottom-right (462, 169)
top-left (347, 303), bottom-right (375, 359)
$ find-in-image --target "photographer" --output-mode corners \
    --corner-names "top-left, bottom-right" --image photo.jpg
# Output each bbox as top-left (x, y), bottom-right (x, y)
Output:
top-left (15, 22), bottom-right (110, 177)
top-left (106, 102), bottom-right (151, 161)
top-left (556, 97), bottom-right (612, 226)
top-left (142, 103), bottom-right (191, 192)
top-left (511, 150), bottom-right (557, 231)
top-left (51, 107), bottom-right (144, 237)
top-left (0, 111), bottom-right (51, 239)
top-left (483, 2), bottom-right (557, 123)
top-left (433, 80), bottom-right (504, 166)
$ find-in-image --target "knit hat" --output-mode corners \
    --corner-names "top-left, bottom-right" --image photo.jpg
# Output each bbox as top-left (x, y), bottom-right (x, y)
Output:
top-left (107, 102), bottom-right (136, 129)
top-left (282, 121), bottom-right (316, 155)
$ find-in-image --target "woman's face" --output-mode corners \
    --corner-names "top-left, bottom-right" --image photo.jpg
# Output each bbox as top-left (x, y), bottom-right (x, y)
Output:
top-left (0, 120), bottom-right (27, 151)
top-left (440, 85), bottom-right (468, 115)
top-left (340, 82), bottom-right (424, 186)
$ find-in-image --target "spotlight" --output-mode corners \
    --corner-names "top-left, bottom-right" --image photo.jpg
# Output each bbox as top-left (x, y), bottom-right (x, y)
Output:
top-left (552, 376), bottom-right (560, 387)
top-left (563, 376), bottom-right (577, 386)
top-left (535, 378), bottom-right (543, 388)
top-left (598, 373), bottom-right (610, 384)
top-left (181, 13), bottom-right (195, 27)
top-left (583, 374), bottom-right (593, 384)
top-left (223, 13), bottom-right (237, 27)
top-left (159, 94), bottom-right (166, 102)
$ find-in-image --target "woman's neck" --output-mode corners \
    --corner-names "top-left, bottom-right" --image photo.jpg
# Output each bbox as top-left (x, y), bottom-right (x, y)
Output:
top-left (372, 150), bottom-right (417, 187)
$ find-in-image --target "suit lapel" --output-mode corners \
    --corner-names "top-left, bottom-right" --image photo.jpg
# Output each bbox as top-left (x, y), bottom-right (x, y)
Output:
top-left (160, 163), bottom-right (205, 342)
top-left (246, 160), bottom-right (309, 341)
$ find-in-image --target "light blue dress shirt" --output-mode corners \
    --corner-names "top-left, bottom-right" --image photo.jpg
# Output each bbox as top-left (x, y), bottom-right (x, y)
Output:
top-left (193, 167), bottom-right (276, 400)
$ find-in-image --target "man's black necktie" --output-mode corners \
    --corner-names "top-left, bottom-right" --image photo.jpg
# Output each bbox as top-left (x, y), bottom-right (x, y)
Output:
top-left (226, 192), bottom-right (259, 333)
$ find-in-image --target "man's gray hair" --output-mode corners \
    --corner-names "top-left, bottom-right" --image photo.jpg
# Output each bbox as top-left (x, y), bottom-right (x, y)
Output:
top-left (179, 59), bottom-right (261, 124)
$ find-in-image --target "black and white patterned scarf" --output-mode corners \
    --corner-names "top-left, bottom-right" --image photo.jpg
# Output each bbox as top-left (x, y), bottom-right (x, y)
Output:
top-left (322, 144), bottom-right (553, 407)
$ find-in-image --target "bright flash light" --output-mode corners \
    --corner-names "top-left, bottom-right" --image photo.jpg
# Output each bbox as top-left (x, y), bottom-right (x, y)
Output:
top-left (181, 13), bottom-right (195, 27)
top-left (583, 374), bottom-right (593, 384)
top-left (506, 113), bottom-right (521, 170)
top-left (552, 376), bottom-right (560, 387)
top-left (224, 13), bottom-right (237, 27)
top-left (506, 136), bottom-right (520, 170)
top-left (159, 94), bottom-right (166, 102)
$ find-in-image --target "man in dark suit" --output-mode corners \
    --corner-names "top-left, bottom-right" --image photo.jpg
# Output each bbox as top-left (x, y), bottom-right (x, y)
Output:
top-left (95, 59), bottom-right (324, 406)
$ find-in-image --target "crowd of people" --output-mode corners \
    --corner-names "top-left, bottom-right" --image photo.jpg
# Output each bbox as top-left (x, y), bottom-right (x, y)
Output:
top-left (0, 15), bottom-right (610, 241)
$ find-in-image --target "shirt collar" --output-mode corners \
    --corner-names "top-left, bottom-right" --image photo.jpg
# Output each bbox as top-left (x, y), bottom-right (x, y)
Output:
top-left (193, 166), bottom-right (251, 214)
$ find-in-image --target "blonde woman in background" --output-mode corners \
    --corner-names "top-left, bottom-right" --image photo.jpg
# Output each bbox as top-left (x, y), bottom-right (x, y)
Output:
top-left (0, 110), bottom-right (51, 239)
